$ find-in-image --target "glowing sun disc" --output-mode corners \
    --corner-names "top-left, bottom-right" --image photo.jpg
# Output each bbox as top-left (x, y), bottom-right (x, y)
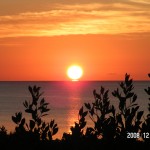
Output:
top-left (67, 65), bottom-right (83, 81)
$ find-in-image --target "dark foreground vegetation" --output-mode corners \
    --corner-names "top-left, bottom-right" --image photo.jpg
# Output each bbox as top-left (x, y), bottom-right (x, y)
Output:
top-left (0, 73), bottom-right (150, 150)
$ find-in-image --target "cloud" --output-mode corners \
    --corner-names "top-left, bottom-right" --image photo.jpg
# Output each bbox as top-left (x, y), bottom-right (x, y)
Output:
top-left (130, 0), bottom-right (150, 5)
top-left (0, 2), bottom-right (149, 37)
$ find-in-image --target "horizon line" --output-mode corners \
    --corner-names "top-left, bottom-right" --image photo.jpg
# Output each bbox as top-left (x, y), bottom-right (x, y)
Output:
top-left (0, 80), bottom-right (149, 82)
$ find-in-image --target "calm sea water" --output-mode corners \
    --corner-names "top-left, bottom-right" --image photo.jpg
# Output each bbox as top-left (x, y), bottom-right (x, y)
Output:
top-left (0, 81), bottom-right (149, 139)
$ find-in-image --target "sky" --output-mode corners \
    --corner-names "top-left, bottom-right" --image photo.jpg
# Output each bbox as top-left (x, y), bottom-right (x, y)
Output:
top-left (0, 0), bottom-right (150, 81)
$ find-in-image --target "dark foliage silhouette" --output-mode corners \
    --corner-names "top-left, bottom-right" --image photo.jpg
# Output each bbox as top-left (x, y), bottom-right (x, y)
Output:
top-left (0, 74), bottom-right (150, 150)
top-left (10, 86), bottom-right (58, 149)
top-left (141, 74), bottom-right (150, 143)
top-left (0, 125), bottom-right (8, 146)
top-left (112, 73), bottom-right (144, 143)
top-left (85, 86), bottom-right (116, 143)
top-left (61, 73), bottom-right (149, 149)
top-left (63, 106), bottom-right (88, 141)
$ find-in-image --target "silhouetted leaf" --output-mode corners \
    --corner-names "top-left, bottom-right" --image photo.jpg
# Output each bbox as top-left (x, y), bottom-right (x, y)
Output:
top-left (119, 99), bottom-right (126, 111)
top-left (126, 114), bottom-right (134, 125)
top-left (53, 127), bottom-right (58, 135)
top-left (120, 82), bottom-right (124, 89)
top-left (48, 131), bottom-right (52, 140)
top-left (134, 106), bottom-right (140, 112)
top-left (111, 105), bottom-right (115, 116)
top-left (117, 114), bottom-right (124, 127)
top-left (86, 127), bottom-right (95, 133)
top-left (25, 109), bottom-right (32, 113)
top-left (33, 85), bottom-right (38, 93)
top-left (17, 112), bottom-right (22, 120)
top-left (125, 73), bottom-right (130, 83)
top-left (12, 116), bottom-right (18, 124)
top-left (53, 124), bottom-right (57, 129)
top-left (128, 103), bottom-right (138, 108)
top-left (23, 100), bottom-right (28, 108)
top-left (85, 103), bottom-right (91, 110)
top-left (100, 86), bottom-right (105, 94)
top-left (20, 118), bottom-right (25, 126)
top-left (41, 108), bottom-right (50, 113)
top-left (33, 98), bottom-right (37, 105)
top-left (125, 109), bottom-right (130, 117)
top-left (42, 122), bottom-right (46, 129)
top-left (43, 102), bottom-right (49, 106)
top-left (79, 116), bottom-right (85, 123)
top-left (104, 90), bottom-right (109, 98)
top-left (126, 92), bottom-right (134, 99)
top-left (128, 85), bottom-right (134, 92)
top-left (12, 112), bottom-right (22, 124)
top-left (82, 111), bottom-right (88, 117)
top-left (80, 121), bottom-right (86, 129)
top-left (45, 125), bottom-right (49, 132)
top-left (50, 120), bottom-right (54, 128)
top-left (28, 86), bottom-right (33, 95)
top-left (36, 86), bottom-right (41, 92)
top-left (132, 94), bottom-right (137, 103)
top-left (40, 98), bottom-right (45, 105)
top-left (93, 89), bottom-right (100, 99)
top-left (32, 112), bottom-right (38, 121)
top-left (145, 87), bottom-right (150, 95)
top-left (112, 88), bottom-right (120, 98)
top-left (89, 107), bottom-right (94, 116)
top-left (112, 91), bottom-right (116, 97)
top-left (30, 120), bottom-right (35, 130)
top-left (79, 107), bottom-right (83, 116)
top-left (137, 111), bottom-right (144, 120)
top-left (37, 119), bottom-right (42, 126)
top-left (45, 108), bottom-right (50, 112)
top-left (126, 79), bottom-right (133, 87)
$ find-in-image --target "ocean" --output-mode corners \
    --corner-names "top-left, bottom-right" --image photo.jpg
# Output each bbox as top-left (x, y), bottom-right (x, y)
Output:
top-left (0, 81), bottom-right (149, 139)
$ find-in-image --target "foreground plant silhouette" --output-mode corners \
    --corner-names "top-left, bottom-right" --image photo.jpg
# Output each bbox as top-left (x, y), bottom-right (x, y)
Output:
top-left (63, 106), bottom-right (88, 141)
top-left (11, 86), bottom-right (58, 148)
top-left (0, 74), bottom-right (150, 150)
top-left (62, 73), bottom-right (149, 149)
top-left (112, 73), bottom-right (145, 143)
top-left (84, 86), bottom-right (116, 143)
top-left (141, 74), bottom-right (150, 143)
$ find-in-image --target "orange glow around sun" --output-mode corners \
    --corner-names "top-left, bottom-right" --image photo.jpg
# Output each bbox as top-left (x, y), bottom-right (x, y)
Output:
top-left (67, 65), bottom-right (83, 81)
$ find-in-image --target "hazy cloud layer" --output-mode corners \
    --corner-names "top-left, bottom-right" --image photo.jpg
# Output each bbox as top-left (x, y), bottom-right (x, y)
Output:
top-left (0, 0), bottom-right (150, 37)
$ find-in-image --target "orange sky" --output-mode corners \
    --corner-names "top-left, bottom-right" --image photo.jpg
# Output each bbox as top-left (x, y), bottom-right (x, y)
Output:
top-left (0, 0), bottom-right (150, 81)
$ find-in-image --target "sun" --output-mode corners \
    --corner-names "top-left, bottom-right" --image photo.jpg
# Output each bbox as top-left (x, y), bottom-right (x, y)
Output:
top-left (67, 65), bottom-right (83, 81)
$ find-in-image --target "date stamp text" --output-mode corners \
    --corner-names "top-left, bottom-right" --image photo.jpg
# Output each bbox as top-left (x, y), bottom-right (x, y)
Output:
top-left (127, 132), bottom-right (149, 139)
